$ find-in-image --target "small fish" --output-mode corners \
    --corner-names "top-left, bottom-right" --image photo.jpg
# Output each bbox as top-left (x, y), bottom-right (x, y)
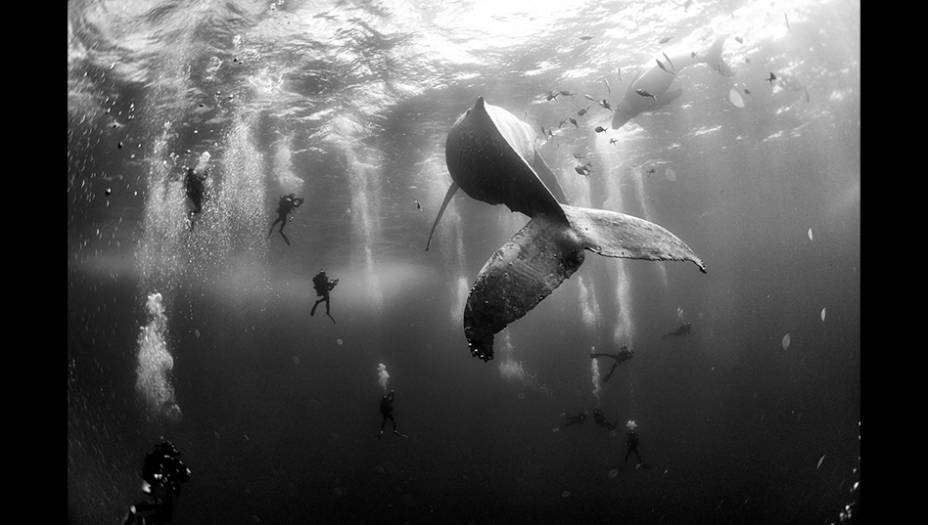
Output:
top-left (117, 141), bottom-right (124, 149)
top-left (104, 188), bottom-right (112, 196)
top-left (574, 165), bottom-right (591, 176)
top-left (594, 126), bottom-right (606, 133)
top-left (784, 13), bottom-right (790, 31)
top-left (602, 78), bottom-right (611, 94)
top-left (599, 99), bottom-right (613, 111)
top-left (609, 138), bottom-right (618, 145)
top-left (735, 36), bottom-right (743, 44)
top-left (804, 88), bottom-right (810, 103)
top-left (579, 35), bottom-right (593, 41)
top-left (546, 90), bottom-right (560, 101)
top-left (569, 117), bottom-right (579, 128)
top-left (646, 168), bottom-right (656, 176)
top-left (656, 59), bottom-right (672, 74)
top-left (691, 51), bottom-right (697, 58)
top-left (415, 199), bottom-right (421, 210)
top-left (745, 57), bottom-right (751, 64)
top-left (659, 36), bottom-right (672, 44)
top-left (744, 88), bottom-right (751, 95)
top-left (635, 89), bottom-right (657, 103)
top-left (617, 67), bottom-right (622, 82)
top-left (559, 90), bottom-right (575, 97)
top-left (766, 72), bottom-right (777, 85)
top-left (584, 94), bottom-right (597, 103)
top-left (558, 119), bottom-right (567, 128)
top-left (662, 52), bottom-right (676, 71)
top-left (572, 153), bottom-right (584, 160)
top-left (577, 107), bottom-right (588, 116)
top-left (817, 455), bottom-right (826, 470)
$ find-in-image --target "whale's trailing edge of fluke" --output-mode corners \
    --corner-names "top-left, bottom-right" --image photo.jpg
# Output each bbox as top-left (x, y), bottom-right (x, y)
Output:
top-left (431, 97), bottom-right (706, 361)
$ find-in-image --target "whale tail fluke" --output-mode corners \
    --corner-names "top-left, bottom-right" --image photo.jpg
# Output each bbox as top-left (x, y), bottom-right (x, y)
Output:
top-left (563, 204), bottom-right (707, 272)
top-left (463, 205), bottom-right (706, 361)
top-left (464, 215), bottom-right (586, 361)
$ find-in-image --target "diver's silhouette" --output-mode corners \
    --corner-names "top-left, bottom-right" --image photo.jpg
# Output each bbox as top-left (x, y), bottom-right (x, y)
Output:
top-left (591, 345), bottom-right (634, 382)
top-left (623, 420), bottom-right (644, 468)
top-left (122, 439), bottom-right (191, 525)
top-left (663, 322), bottom-right (692, 338)
top-left (268, 193), bottom-right (304, 246)
top-left (310, 269), bottom-right (338, 324)
top-left (378, 389), bottom-right (407, 438)
top-left (558, 412), bottom-right (587, 430)
top-left (592, 408), bottom-right (618, 430)
top-left (184, 167), bottom-right (207, 230)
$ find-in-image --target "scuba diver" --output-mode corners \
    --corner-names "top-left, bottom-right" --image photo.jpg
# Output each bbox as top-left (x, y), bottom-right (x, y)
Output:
top-left (592, 408), bottom-right (618, 431)
top-left (184, 167), bottom-right (208, 230)
top-left (122, 438), bottom-right (192, 525)
top-left (378, 389), bottom-right (408, 438)
top-left (663, 322), bottom-right (692, 338)
top-left (591, 345), bottom-right (634, 383)
top-left (557, 411), bottom-right (587, 430)
top-left (268, 193), bottom-right (305, 246)
top-left (310, 268), bottom-right (339, 324)
top-left (623, 420), bottom-right (646, 469)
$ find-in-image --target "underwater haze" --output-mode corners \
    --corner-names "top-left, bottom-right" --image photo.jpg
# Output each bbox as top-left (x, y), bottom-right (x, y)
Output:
top-left (67, 0), bottom-right (860, 524)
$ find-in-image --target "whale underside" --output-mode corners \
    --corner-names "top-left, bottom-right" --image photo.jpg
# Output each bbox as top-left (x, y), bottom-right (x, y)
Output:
top-left (429, 97), bottom-right (706, 361)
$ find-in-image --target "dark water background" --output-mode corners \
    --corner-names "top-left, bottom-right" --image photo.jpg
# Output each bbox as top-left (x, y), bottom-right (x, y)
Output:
top-left (68, 0), bottom-right (860, 523)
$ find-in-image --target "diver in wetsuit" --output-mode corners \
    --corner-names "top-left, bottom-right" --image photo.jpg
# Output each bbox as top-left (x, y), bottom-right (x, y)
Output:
top-left (558, 412), bottom-right (587, 430)
top-left (122, 438), bottom-right (191, 525)
top-left (310, 269), bottom-right (338, 324)
top-left (268, 193), bottom-right (304, 246)
top-left (184, 167), bottom-right (207, 229)
top-left (663, 322), bottom-right (692, 338)
top-left (378, 389), bottom-right (407, 438)
top-left (592, 408), bottom-right (618, 430)
top-left (591, 345), bottom-right (634, 383)
top-left (623, 420), bottom-right (643, 468)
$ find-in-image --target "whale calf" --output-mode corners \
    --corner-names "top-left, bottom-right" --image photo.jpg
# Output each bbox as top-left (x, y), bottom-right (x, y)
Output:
top-left (428, 97), bottom-right (706, 361)
top-left (612, 37), bottom-right (733, 130)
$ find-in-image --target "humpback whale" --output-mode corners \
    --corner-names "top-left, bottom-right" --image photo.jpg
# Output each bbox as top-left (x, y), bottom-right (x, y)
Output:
top-left (427, 98), bottom-right (706, 361)
top-left (612, 37), bottom-right (733, 130)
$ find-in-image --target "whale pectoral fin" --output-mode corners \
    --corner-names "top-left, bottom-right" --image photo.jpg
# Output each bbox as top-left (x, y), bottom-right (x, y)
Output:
top-left (562, 204), bottom-right (707, 273)
top-left (531, 150), bottom-right (568, 204)
top-left (464, 215), bottom-right (585, 361)
top-left (425, 181), bottom-right (459, 251)
top-left (659, 88), bottom-right (683, 107)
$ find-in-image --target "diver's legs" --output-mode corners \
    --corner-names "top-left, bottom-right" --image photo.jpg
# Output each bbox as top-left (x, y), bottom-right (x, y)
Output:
top-left (277, 219), bottom-right (291, 246)
top-left (324, 297), bottom-right (336, 324)
top-left (311, 297), bottom-right (325, 316)
top-left (268, 218), bottom-right (282, 237)
top-left (603, 361), bottom-right (620, 383)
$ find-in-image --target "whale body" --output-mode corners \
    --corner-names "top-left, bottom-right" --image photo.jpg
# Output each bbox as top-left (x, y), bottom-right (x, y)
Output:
top-left (428, 97), bottom-right (706, 361)
top-left (612, 37), bottom-right (733, 130)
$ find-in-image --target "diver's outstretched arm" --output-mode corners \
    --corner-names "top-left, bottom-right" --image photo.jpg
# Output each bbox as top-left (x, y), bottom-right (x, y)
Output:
top-left (590, 352), bottom-right (620, 360)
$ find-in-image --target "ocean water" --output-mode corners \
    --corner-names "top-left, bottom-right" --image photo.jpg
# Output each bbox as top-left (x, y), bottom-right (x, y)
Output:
top-left (67, 1), bottom-right (860, 523)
